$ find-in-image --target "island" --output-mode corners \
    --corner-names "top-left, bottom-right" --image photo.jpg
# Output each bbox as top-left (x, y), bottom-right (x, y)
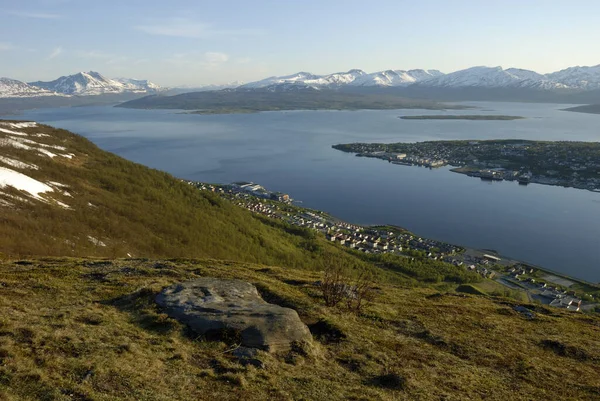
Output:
top-left (562, 104), bottom-right (600, 115)
top-left (399, 115), bottom-right (524, 120)
top-left (332, 139), bottom-right (600, 192)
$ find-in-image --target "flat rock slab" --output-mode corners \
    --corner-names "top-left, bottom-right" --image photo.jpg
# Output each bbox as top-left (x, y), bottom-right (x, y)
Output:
top-left (156, 278), bottom-right (312, 352)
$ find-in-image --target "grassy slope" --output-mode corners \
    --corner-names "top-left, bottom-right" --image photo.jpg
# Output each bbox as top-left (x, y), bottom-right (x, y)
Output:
top-left (0, 258), bottom-right (598, 400)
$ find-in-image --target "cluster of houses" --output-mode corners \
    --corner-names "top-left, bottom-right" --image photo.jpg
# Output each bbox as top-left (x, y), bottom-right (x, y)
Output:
top-left (449, 254), bottom-right (500, 278)
top-left (326, 231), bottom-right (402, 253)
top-left (186, 181), bottom-right (291, 203)
top-left (224, 190), bottom-right (462, 259)
top-left (339, 141), bottom-right (600, 192)
top-left (541, 289), bottom-right (582, 312)
top-left (230, 182), bottom-right (291, 203)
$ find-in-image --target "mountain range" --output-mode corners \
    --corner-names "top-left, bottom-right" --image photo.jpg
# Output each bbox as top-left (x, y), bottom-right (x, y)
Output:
top-left (240, 65), bottom-right (600, 91)
top-left (0, 71), bottom-right (162, 98)
top-left (2, 64), bottom-right (600, 100)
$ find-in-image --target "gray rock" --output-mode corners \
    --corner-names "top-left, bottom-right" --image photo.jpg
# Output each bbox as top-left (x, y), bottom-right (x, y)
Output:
top-left (156, 278), bottom-right (312, 352)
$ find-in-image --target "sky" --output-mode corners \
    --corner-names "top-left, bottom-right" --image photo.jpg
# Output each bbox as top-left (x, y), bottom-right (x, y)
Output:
top-left (1, 0), bottom-right (600, 87)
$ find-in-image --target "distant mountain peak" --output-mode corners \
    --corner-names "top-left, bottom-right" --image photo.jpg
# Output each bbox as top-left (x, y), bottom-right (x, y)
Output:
top-left (29, 72), bottom-right (161, 96)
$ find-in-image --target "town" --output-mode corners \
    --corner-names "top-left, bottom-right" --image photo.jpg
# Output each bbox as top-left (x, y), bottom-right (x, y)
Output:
top-left (333, 139), bottom-right (600, 191)
top-left (187, 180), bottom-right (599, 312)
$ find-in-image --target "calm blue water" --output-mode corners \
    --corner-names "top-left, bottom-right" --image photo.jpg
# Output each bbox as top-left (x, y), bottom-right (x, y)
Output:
top-left (14, 102), bottom-right (600, 282)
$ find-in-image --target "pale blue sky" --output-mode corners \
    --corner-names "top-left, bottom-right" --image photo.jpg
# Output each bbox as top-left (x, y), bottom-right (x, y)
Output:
top-left (1, 0), bottom-right (599, 86)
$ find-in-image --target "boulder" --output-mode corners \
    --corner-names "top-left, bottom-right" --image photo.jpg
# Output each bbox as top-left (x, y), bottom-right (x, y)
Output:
top-left (155, 278), bottom-right (312, 352)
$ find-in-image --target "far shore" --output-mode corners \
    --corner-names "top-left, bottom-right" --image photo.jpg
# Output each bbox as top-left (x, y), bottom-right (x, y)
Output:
top-left (399, 115), bottom-right (525, 121)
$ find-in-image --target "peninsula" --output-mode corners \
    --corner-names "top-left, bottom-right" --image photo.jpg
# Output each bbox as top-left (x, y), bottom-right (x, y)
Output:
top-left (116, 89), bottom-right (468, 114)
top-left (333, 139), bottom-right (600, 192)
top-left (562, 104), bottom-right (600, 115)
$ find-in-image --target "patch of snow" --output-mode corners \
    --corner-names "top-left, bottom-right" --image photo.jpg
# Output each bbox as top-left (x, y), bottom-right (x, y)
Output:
top-left (48, 181), bottom-right (68, 188)
top-left (0, 156), bottom-right (38, 170)
top-left (88, 236), bottom-right (107, 247)
top-left (37, 148), bottom-right (57, 158)
top-left (38, 143), bottom-right (67, 151)
top-left (0, 136), bottom-right (33, 150)
top-left (0, 198), bottom-right (13, 207)
top-left (62, 191), bottom-right (73, 197)
top-left (1, 192), bottom-right (32, 204)
top-left (34, 133), bottom-right (51, 138)
top-left (9, 122), bottom-right (37, 129)
top-left (54, 200), bottom-right (71, 209)
top-left (0, 166), bottom-right (54, 200)
top-left (60, 153), bottom-right (75, 159)
top-left (0, 127), bottom-right (27, 136)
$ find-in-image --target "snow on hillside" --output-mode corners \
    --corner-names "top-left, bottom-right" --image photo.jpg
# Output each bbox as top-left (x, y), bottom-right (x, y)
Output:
top-left (416, 66), bottom-right (526, 87)
top-left (240, 72), bottom-right (325, 89)
top-left (0, 121), bottom-right (73, 208)
top-left (113, 77), bottom-right (162, 93)
top-left (0, 166), bottom-right (55, 200)
top-left (0, 78), bottom-right (59, 98)
top-left (0, 156), bottom-right (38, 170)
top-left (546, 65), bottom-right (600, 90)
top-left (241, 69), bottom-right (442, 89)
top-left (414, 66), bottom-right (568, 89)
top-left (351, 69), bottom-right (443, 87)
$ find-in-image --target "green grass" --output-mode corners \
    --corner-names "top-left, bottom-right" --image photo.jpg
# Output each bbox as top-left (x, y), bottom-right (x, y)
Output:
top-left (0, 258), bottom-right (598, 400)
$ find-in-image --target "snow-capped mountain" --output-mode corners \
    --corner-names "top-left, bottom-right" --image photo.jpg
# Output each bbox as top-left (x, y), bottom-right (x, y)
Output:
top-left (351, 69), bottom-right (443, 87)
top-left (241, 69), bottom-right (442, 89)
top-left (415, 66), bottom-right (543, 88)
top-left (546, 65), bottom-right (600, 90)
top-left (410, 66), bottom-right (575, 90)
top-left (240, 70), bottom-right (369, 89)
top-left (0, 78), bottom-right (60, 98)
top-left (30, 71), bottom-right (161, 96)
top-left (239, 65), bottom-right (600, 91)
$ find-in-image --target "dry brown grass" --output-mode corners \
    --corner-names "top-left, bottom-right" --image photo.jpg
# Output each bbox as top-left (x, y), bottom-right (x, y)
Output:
top-left (0, 258), bottom-right (598, 400)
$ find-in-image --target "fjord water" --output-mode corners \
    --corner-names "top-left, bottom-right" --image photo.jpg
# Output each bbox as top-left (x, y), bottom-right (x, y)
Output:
top-left (16, 102), bottom-right (600, 282)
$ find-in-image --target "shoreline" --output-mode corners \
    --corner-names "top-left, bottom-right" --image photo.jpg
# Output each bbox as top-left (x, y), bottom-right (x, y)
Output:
top-left (449, 166), bottom-right (600, 193)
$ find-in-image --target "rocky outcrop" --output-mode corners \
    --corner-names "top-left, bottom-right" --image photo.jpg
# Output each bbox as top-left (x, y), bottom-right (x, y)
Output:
top-left (155, 278), bottom-right (312, 352)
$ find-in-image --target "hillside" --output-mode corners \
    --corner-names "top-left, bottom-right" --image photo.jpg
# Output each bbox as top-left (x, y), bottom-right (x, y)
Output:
top-left (0, 258), bottom-right (599, 400)
top-left (0, 119), bottom-right (375, 271)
